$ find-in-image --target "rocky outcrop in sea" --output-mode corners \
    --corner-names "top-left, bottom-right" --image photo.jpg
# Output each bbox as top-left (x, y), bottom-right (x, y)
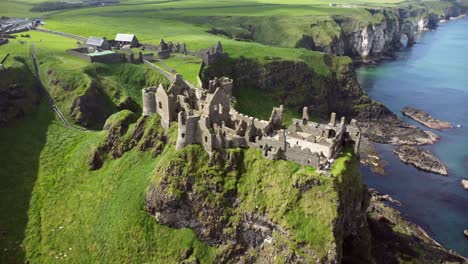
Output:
top-left (393, 145), bottom-right (448, 175)
top-left (402, 106), bottom-right (453, 130)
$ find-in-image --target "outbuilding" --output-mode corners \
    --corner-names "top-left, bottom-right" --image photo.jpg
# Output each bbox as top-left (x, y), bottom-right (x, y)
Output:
top-left (115, 33), bottom-right (139, 48)
top-left (86, 36), bottom-right (110, 51)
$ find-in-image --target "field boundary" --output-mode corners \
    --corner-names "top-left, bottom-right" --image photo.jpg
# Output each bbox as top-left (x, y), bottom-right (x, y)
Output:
top-left (31, 43), bottom-right (88, 131)
top-left (35, 27), bottom-right (86, 42)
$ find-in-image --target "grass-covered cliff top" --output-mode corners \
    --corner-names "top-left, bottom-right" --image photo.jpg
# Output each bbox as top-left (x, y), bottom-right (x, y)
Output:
top-left (0, 94), bottom-right (361, 262)
top-left (0, 104), bottom-right (215, 263)
top-left (0, 28), bottom-right (362, 262)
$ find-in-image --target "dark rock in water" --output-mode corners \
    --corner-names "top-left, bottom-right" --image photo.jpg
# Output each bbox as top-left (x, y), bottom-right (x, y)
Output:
top-left (464, 230), bottom-right (468, 238)
top-left (393, 145), bottom-right (448, 175)
top-left (369, 188), bottom-right (402, 206)
top-left (402, 106), bottom-right (453, 130)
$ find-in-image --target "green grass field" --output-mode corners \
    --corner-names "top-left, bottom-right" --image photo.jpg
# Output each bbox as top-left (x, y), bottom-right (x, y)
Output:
top-left (0, 102), bottom-right (216, 263)
top-left (1, 0), bottom-right (464, 262)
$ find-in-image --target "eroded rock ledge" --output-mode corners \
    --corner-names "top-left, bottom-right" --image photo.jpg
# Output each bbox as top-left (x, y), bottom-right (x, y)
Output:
top-left (368, 192), bottom-right (467, 264)
top-left (393, 145), bottom-right (448, 176)
top-left (356, 103), bottom-right (440, 145)
top-left (402, 106), bottom-right (453, 130)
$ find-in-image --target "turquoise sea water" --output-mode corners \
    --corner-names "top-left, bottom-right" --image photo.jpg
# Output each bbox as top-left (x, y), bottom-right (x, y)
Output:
top-left (357, 17), bottom-right (468, 257)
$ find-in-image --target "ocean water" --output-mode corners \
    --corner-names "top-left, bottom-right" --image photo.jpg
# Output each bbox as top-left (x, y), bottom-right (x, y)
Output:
top-left (357, 17), bottom-right (468, 256)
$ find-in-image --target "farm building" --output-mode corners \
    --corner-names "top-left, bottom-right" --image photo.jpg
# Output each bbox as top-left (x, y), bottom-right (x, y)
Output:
top-left (115, 33), bottom-right (139, 47)
top-left (86, 36), bottom-right (110, 51)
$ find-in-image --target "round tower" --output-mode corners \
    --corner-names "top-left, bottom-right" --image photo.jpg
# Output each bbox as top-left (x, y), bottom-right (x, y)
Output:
top-left (176, 111), bottom-right (188, 150)
top-left (142, 88), bottom-right (156, 116)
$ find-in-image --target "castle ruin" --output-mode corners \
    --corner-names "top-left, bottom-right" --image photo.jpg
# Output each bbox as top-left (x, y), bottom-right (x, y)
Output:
top-left (142, 73), bottom-right (361, 170)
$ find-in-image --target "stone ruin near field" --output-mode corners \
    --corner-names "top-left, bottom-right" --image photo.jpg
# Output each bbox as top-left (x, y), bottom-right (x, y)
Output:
top-left (141, 42), bottom-right (361, 169)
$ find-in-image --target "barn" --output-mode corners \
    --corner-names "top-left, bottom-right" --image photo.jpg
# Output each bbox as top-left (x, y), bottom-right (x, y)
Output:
top-left (86, 36), bottom-right (111, 51)
top-left (115, 33), bottom-right (139, 48)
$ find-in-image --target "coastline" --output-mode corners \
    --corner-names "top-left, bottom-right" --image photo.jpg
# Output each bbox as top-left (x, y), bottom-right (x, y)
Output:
top-left (357, 15), bottom-right (468, 257)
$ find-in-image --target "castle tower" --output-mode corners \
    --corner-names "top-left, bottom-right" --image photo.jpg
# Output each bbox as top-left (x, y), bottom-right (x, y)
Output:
top-left (329, 112), bottom-right (336, 127)
top-left (220, 77), bottom-right (233, 97)
top-left (302, 107), bottom-right (309, 124)
top-left (340, 116), bottom-right (346, 127)
top-left (278, 129), bottom-right (287, 152)
top-left (142, 88), bottom-right (156, 116)
top-left (176, 111), bottom-right (188, 150)
top-left (269, 106), bottom-right (284, 130)
top-left (216, 41), bottom-right (223, 54)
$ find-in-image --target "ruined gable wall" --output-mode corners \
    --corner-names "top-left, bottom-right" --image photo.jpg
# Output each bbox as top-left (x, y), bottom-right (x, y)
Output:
top-left (196, 117), bottom-right (218, 153)
top-left (230, 109), bottom-right (270, 131)
top-left (206, 88), bottom-right (230, 125)
top-left (155, 86), bottom-right (176, 129)
top-left (284, 145), bottom-right (321, 168)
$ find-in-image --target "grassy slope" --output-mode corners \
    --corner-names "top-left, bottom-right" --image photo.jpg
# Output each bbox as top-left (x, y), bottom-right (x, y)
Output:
top-left (0, 31), bottom-right (171, 128)
top-left (0, 103), bottom-right (215, 263)
top-left (0, 92), bottom-right (356, 263)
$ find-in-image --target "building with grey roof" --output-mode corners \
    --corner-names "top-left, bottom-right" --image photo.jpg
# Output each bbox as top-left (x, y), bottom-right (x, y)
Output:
top-left (86, 36), bottom-right (110, 50)
top-left (115, 33), bottom-right (139, 47)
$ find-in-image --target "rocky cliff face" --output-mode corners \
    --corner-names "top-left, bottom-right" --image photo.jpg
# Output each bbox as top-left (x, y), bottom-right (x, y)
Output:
top-left (298, 6), bottom-right (463, 59)
top-left (145, 146), bottom-right (371, 263)
top-left (203, 54), bottom-right (368, 118)
top-left (367, 191), bottom-right (467, 264)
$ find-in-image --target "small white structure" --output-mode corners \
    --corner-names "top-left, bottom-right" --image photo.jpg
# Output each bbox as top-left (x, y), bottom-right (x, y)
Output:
top-left (115, 33), bottom-right (139, 47)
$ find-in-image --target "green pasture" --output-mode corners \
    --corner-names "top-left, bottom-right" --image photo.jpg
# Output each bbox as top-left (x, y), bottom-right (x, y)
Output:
top-left (0, 102), bottom-right (215, 263)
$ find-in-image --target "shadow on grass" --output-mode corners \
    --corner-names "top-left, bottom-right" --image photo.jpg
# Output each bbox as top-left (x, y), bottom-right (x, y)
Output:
top-left (0, 100), bottom-right (53, 263)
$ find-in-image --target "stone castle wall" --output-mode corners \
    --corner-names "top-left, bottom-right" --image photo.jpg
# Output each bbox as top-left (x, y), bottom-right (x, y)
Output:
top-left (141, 41), bottom-right (361, 170)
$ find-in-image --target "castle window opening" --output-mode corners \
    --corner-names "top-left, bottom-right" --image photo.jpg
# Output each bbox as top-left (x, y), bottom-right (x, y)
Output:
top-left (213, 105), bottom-right (218, 111)
top-left (182, 133), bottom-right (185, 138)
top-left (159, 102), bottom-right (162, 109)
top-left (205, 136), bottom-right (208, 142)
top-left (328, 129), bottom-right (336, 138)
top-left (219, 104), bottom-right (223, 114)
